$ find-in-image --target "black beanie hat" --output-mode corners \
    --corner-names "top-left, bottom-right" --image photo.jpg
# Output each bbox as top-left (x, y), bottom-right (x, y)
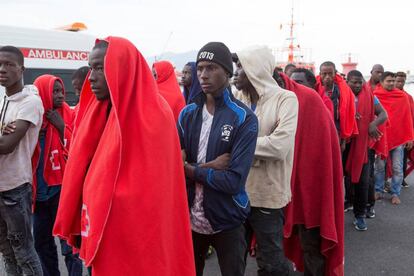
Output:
top-left (196, 42), bottom-right (233, 77)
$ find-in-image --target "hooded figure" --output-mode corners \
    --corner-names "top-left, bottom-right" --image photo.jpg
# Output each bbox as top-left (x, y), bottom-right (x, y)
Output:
top-left (53, 37), bottom-right (195, 275)
top-left (32, 75), bottom-right (73, 194)
top-left (182, 62), bottom-right (202, 104)
top-left (153, 60), bottom-right (185, 122)
top-left (234, 46), bottom-right (298, 275)
top-left (279, 73), bottom-right (344, 276)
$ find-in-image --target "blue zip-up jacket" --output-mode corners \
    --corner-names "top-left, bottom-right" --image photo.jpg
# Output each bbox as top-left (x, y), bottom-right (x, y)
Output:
top-left (178, 88), bottom-right (258, 231)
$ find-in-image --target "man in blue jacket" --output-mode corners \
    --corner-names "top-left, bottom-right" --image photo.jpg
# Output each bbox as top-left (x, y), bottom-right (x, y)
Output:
top-left (179, 42), bottom-right (258, 276)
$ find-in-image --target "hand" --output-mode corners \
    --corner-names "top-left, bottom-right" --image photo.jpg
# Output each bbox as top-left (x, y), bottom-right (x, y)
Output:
top-left (368, 122), bottom-right (383, 140)
top-left (340, 139), bottom-right (346, 153)
top-left (355, 112), bottom-right (362, 120)
top-left (200, 153), bottom-right (231, 170)
top-left (181, 150), bottom-right (187, 163)
top-left (46, 110), bottom-right (65, 132)
top-left (406, 141), bottom-right (413, 150)
top-left (1, 121), bottom-right (16, 135)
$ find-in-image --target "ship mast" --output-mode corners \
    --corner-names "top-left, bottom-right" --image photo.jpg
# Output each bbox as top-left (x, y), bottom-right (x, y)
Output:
top-left (288, 4), bottom-right (295, 63)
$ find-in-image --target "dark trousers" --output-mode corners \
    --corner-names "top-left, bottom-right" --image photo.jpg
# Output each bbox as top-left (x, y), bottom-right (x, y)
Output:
top-left (297, 225), bottom-right (325, 276)
top-left (0, 183), bottom-right (43, 276)
top-left (343, 144), bottom-right (353, 206)
top-left (60, 240), bottom-right (83, 276)
top-left (344, 147), bottom-right (375, 213)
top-left (34, 193), bottom-right (83, 276)
top-left (353, 161), bottom-right (370, 218)
top-left (192, 225), bottom-right (246, 276)
top-left (367, 149), bottom-right (376, 207)
top-left (245, 207), bottom-right (293, 276)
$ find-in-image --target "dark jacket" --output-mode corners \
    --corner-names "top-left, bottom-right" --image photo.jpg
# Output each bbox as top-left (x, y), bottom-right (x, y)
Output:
top-left (178, 88), bottom-right (258, 231)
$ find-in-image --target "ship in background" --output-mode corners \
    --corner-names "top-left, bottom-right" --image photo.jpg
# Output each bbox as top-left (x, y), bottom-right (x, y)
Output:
top-left (274, 4), bottom-right (315, 73)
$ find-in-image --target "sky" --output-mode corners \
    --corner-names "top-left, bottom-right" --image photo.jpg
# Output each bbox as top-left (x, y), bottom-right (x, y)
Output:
top-left (1, 0), bottom-right (414, 75)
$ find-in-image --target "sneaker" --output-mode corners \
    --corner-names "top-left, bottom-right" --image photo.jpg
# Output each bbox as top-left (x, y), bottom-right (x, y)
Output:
top-left (353, 217), bottom-right (368, 231)
top-left (366, 207), bottom-right (376, 218)
top-left (206, 246), bottom-right (214, 259)
top-left (402, 181), bottom-right (409, 188)
top-left (344, 202), bottom-right (353, 213)
top-left (391, 195), bottom-right (401, 205)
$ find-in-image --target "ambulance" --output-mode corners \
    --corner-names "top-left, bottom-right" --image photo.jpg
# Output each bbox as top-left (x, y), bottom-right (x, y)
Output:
top-left (0, 23), bottom-right (96, 106)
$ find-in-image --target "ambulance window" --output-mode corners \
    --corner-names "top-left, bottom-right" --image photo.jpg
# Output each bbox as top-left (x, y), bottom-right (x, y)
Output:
top-left (24, 68), bottom-right (79, 106)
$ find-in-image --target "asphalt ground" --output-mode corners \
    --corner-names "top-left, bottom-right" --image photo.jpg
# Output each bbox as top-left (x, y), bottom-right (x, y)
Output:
top-left (205, 179), bottom-right (414, 276)
top-left (1, 179), bottom-right (413, 276)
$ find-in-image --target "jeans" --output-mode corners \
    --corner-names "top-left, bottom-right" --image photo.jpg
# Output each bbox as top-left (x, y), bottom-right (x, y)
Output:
top-left (60, 240), bottom-right (83, 276)
top-left (0, 183), bottom-right (43, 276)
top-left (375, 145), bottom-right (404, 197)
top-left (192, 225), bottom-right (246, 276)
top-left (297, 225), bottom-right (325, 276)
top-left (34, 192), bottom-right (83, 276)
top-left (245, 207), bottom-right (293, 276)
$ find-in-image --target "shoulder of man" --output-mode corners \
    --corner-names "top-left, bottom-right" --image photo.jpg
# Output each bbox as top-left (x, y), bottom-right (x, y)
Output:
top-left (272, 87), bottom-right (298, 105)
top-left (177, 102), bottom-right (198, 132)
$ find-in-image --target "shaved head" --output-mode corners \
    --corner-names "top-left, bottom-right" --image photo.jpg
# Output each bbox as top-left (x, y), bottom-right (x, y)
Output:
top-left (371, 64), bottom-right (384, 73)
top-left (370, 64), bottom-right (384, 84)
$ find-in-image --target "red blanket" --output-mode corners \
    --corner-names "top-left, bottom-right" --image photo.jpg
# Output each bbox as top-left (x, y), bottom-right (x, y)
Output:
top-left (153, 61), bottom-right (185, 122)
top-left (345, 85), bottom-right (375, 183)
top-left (281, 74), bottom-right (344, 276)
top-left (32, 75), bottom-right (73, 192)
top-left (374, 86), bottom-right (414, 151)
top-left (53, 37), bottom-right (195, 275)
top-left (365, 83), bottom-right (388, 158)
top-left (315, 74), bottom-right (358, 139)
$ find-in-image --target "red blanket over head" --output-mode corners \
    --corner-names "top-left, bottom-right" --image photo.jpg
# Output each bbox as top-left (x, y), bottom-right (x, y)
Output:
top-left (315, 74), bottom-right (358, 139)
top-left (281, 74), bottom-right (344, 276)
top-left (345, 85), bottom-right (375, 183)
top-left (153, 60), bottom-right (185, 122)
top-left (32, 75), bottom-right (73, 191)
top-left (53, 37), bottom-right (195, 275)
top-left (374, 86), bottom-right (414, 151)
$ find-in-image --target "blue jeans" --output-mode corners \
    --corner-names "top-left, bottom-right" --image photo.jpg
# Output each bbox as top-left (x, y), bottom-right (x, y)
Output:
top-left (34, 192), bottom-right (83, 276)
top-left (0, 183), bottom-right (43, 276)
top-left (60, 240), bottom-right (83, 276)
top-left (374, 145), bottom-right (404, 197)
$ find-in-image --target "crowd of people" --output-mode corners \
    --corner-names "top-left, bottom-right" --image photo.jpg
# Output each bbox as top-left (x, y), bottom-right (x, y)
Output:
top-left (0, 36), bottom-right (413, 276)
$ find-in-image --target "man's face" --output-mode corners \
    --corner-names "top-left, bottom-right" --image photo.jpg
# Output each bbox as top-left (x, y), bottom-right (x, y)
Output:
top-left (320, 65), bottom-right (335, 88)
top-left (233, 61), bottom-right (252, 91)
top-left (53, 80), bottom-right (64, 109)
top-left (88, 47), bottom-right (110, 101)
top-left (395, 76), bottom-right (406, 90)
top-left (370, 65), bottom-right (384, 84)
top-left (0, 52), bottom-right (24, 89)
top-left (291, 72), bottom-right (313, 88)
top-left (72, 78), bottom-right (83, 97)
top-left (197, 61), bottom-right (228, 95)
top-left (180, 65), bottom-right (192, 87)
top-left (381, 76), bottom-right (396, 91)
top-left (347, 76), bottom-right (364, 96)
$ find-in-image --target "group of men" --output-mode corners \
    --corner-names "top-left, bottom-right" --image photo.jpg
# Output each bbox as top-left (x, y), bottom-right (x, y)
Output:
top-left (0, 36), bottom-right (413, 276)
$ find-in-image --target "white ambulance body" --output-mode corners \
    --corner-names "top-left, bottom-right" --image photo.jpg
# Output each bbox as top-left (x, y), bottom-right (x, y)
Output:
top-left (0, 25), bottom-right (96, 105)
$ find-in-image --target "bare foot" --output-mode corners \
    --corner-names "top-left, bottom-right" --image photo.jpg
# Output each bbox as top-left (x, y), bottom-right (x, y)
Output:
top-left (375, 192), bottom-right (383, 200)
top-left (391, 196), bottom-right (401, 205)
